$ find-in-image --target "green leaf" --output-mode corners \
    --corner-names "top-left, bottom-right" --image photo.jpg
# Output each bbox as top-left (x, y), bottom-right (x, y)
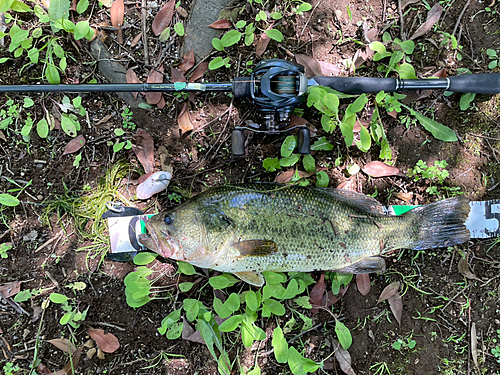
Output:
top-left (270, 12), bottom-right (282, 20)
top-left (218, 314), bottom-right (243, 332)
top-left (133, 252), bottom-right (157, 265)
top-left (177, 261), bottom-right (197, 275)
top-left (50, 293), bottom-right (69, 304)
top-left (323, 93), bottom-right (339, 113)
top-left (46, 63), bottom-right (60, 84)
top-left (459, 93), bottom-right (476, 111)
top-left (224, 293), bottom-right (240, 313)
top-left (0, 57), bottom-right (9, 63)
top-left (397, 63), bottom-right (417, 79)
top-left (396, 39), bottom-right (415, 54)
top-left (209, 274), bottom-right (239, 289)
top-left (302, 154), bottom-right (315, 173)
top-left (183, 299), bottom-right (200, 321)
top-left (74, 20), bottom-right (90, 40)
top-left (403, 106), bottom-right (457, 142)
top-left (307, 86), bottom-right (327, 107)
top-left (174, 22), bottom-right (184, 36)
top-left (23, 97), bottom-right (34, 108)
top-left (297, 2), bottom-right (312, 12)
top-left (265, 29), bottom-right (283, 42)
top-left (258, 10), bottom-right (267, 21)
top-left (9, 24), bottom-right (29, 51)
top-left (336, 273), bottom-right (353, 287)
top-left (316, 171), bottom-right (329, 188)
top-left (244, 32), bottom-right (255, 46)
top-left (114, 128), bottom-right (125, 136)
top-left (293, 295), bottom-right (312, 309)
top-left (287, 346), bottom-right (322, 375)
top-left (76, 0), bottom-right (88, 13)
top-left (179, 282), bottom-right (194, 292)
top-left (346, 94), bottom-right (368, 115)
top-left (49, 0), bottom-right (70, 19)
top-left (282, 279), bottom-right (299, 299)
top-left (340, 121), bottom-right (354, 148)
top-left (60, 312), bottom-right (72, 325)
top-left (212, 38), bottom-right (224, 51)
top-left (357, 125), bottom-right (371, 152)
top-left (0, 0), bottom-right (14, 13)
top-left (209, 56), bottom-right (225, 70)
top-left (272, 326), bottom-right (288, 363)
top-left (220, 30), bottom-right (242, 48)
top-left (488, 60), bottom-right (498, 70)
top-left (166, 322), bottom-right (183, 339)
top-left (0, 193), bottom-right (20, 207)
top-left (388, 50), bottom-right (404, 68)
top-left (14, 290), bottom-right (32, 302)
top-left (245, 290), bottom-right (260, 311)
top-left (113, 142), bottom-right (124, 153)
top-left (263, 299), bottom-right (285, 316)
top-left (281, 135), bottom-right (297, 157)
top-left (335, 319), bottom-right (352, 349)
top-left (159, 27), bottom-right (171, 42)
top-left (487, 48), bottom-right (498, 57)
top-left (236, 20), bottom-right (246, 28)
top-left (369, 41), bottom-right (386, 54)
top-left (21, 122), bottom-right (32, 137)
top-left (263, 271), bottom-right (286, 284)
top-left (311, 136), bottom-right (333, 151)
top-left (263, 157), bottom-right (281, 172)
top-left (279, 154), bottom-right (300, 167)
top-left (11, 0), bottom-right (32, 12)
top-left (158, 309), bottom-right (181, 334)
top-left (263, 283), bottom-right (285, 301)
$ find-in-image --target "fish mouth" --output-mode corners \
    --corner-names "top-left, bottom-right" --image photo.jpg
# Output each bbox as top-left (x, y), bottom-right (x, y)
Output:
top-left (138, 221), bottom-right (175, 258)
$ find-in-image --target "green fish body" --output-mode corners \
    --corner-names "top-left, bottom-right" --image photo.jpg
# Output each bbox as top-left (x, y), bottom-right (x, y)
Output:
top-left (138, 183), bottom-right (470, 286)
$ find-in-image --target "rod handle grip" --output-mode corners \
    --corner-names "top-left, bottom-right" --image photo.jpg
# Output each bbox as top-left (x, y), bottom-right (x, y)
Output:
top-left (448, 74), bottom-right (500, 94)
top-left (311, 76), bottom-right (397, 93)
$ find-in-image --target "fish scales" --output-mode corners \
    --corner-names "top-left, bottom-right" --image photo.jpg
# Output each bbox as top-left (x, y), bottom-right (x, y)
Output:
top-left (138, 183), bottom-right (471, 286)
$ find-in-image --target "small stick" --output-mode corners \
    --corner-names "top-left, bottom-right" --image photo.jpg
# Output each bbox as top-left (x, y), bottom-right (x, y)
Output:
top-left (141, 0), bottom-right (149, 66)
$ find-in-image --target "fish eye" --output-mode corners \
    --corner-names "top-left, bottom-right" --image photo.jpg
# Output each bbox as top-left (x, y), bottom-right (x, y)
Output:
top-left (164, 215), bottom-right (173, 225)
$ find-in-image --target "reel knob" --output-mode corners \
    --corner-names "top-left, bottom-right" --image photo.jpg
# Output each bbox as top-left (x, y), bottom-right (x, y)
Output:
top-left (297, 128), bottom-right (310, 154)
top-left (231, 129), bottom-right (246, 156)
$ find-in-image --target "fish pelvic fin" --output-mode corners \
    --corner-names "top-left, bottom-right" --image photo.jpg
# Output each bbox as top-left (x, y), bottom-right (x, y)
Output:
top-left (333, 256), bottom-right (386, 274)
top-left (234, 271), bottom-right (265, 287)
top-left (410, 196), bottom-right (470, 250)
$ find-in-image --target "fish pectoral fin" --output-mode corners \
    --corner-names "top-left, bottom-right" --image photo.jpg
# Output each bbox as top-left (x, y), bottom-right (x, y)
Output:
top-left (333, 256), bottom-right (386, 274)
top-left (234, 271), bottom-right (265, 287)
top-left (232, 240), bottom-right (279, 256)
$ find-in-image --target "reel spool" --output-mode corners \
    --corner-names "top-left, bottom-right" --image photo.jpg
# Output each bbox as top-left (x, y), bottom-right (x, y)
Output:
top-left (231, 59), bottom-right (311, 156)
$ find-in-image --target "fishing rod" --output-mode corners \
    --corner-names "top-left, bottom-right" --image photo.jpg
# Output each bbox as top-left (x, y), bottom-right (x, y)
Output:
top-left (2, 59), bottom-right (500, 155)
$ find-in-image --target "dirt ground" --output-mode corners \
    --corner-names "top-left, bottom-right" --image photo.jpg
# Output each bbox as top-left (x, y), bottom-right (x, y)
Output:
top-left (1, 0), bottom-right (500, 374)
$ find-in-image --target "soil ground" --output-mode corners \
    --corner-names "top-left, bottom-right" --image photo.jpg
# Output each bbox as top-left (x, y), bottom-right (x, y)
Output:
top-left (0, 0), bottom-right (500, 374)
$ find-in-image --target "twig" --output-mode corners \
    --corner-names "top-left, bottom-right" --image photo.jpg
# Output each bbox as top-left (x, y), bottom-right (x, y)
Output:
top-left (35, 230), bottom-right (63, 253)
top-left (300, 0), bottom-right (323, 37)
top-left (141, 0), bottom-right (149, 66)
top-left (398, 0), bottom-right (405, 40)
top-left (442, 285), bottom-right (471, 312)
top-left (452, 0), bottom-right (471, 38)
top-left (85, 322), bottom-right (126, 332)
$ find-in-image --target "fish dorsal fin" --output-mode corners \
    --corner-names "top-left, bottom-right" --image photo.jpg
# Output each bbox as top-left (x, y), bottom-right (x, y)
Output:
top-left (201, 206), bottom-right (233, 231)
top-left (234, 271), bottom-right (265, 287)
top-left (333, 256), bottom-right (386, 274)
top-left (233, 240), bottom-right (279, 256)
top-left (315, 188), bottom-right (385, 215)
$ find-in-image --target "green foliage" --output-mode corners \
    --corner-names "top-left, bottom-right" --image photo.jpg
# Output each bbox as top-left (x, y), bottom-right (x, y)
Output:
top-left (49, 292), bottom-right (88, 328)
top-left (392, 337), bottom-right (416, 351)
top-left (487, 49), bottom-right (499, 70)
top-left (174, 22), bottom-right (184, 36)
top-left (407, 160), bottom-right (449, 183)
top-left (3, 362), bottom-right (20, 375)
top-left (0, 242), bottom-right (12, 259)
top-left (370, 35), bottom-right (416, 78)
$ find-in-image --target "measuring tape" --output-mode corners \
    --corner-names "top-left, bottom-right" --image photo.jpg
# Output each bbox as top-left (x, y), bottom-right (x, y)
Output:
top-left (106, 200), bottom-right (500, 259)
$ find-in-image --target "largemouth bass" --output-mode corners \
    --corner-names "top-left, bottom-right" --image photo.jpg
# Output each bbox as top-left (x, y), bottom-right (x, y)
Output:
top-left (138, 183), bottom-right (470, 286)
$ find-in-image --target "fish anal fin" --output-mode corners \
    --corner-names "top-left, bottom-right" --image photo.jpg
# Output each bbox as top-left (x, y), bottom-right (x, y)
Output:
top-left (234, 271), bottom-right (264, 287)
top-left (233, 240), bottom-right (278, 256)
top-left (333, 256), bottom-right (386, 274)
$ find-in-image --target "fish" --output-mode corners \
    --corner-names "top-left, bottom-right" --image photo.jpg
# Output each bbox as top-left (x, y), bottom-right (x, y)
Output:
top-left (138, 183), bottom-right (470, 287)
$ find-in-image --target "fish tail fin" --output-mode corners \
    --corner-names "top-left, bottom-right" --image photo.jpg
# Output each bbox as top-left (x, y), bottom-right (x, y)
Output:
top-left (410, 196), bottom-right (470, 250)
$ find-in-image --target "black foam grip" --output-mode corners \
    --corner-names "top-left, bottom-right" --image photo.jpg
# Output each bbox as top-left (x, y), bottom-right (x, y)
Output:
top-left (448, 74), bottom-right (500, 94)
top-left (312, 76), bottom-right (398, 93)
top-left (233, 77), bottom-right (252, 97)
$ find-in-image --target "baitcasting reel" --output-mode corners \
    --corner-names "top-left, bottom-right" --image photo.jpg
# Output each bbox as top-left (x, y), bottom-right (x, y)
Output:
top-left (230, 59), bottom-right (311, 155)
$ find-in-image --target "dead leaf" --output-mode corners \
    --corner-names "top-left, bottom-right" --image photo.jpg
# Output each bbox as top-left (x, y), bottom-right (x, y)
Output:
top-left (126, 68), bottom-right (139, 99)
top-left (87, 328), bottom-right (120, 353)
top-left (273, 170), bottom-right (314, 184)
top-left (189, 62), bottom-right (209, 83)
top-left (157, 94), bottom-right (166, 109)
top-left (130, 32), bottom-right (142, 47)
top-left (336, 179), bottom-right (356, 191)
top-left (86, 347), bottom-right (96, 359)
top-left (322, 290), bottom-right (340, 307)
top-left (377, 281), bottom-right (400, 303)
top-left (178, 50), bottom-right (195, 74)
top-left (0, 130), bottom-right (6, 141)
top-left (352, 49), bottom-right (372, 71)
top-left (356, 274), bottom-right (371, 296)
top-left (62, 135), bottom-right (86, 156)
top-left (37, 363), bottom-right (53, 374)
top-left (47, 338), bottom-right (77, 354)
top-left (364, 27), bottom-right (379, 43)
top-left (471, 323), bottom-right (479, 372)
top-left (170, 67), bottom-right (187, 83)
top-left (393, 192), bottom-right (413, 202)
top-left (409, 4), bottom-right (443, 40)
top-left (110, 0), bottom-right (124, 43)
top-left (332, 339), bottom-right (356, 375)
top-left (97, 348), bottom-right (105, 359)
top-left (318, 61), bottom-right (340, 76)
top-left (177, 102), bottom-right (194, 133)
top-left (388, 290), bottom-right (403, 326)
top-left (256, 33), bottom-right (270, 56)
top-left (362, 161), bottom-right (401, 178)
top-left (54, 346), bottom-right (82, 375)
top-left (132, 129), bottom-right (155, 174)
top-left (0, 281), bottom-right (21, 298)
top-left (458, 257), bottom-right (481, 281)
top-left (208, 19), bottom-right (232, 29)
top-left (295, 54), bottom-right (323, 78)
top-left (310, 274), bottom-right (326, 314)
top-left (146, 65), bottom-right (164, 105)
top-left (152, 0), bottom-right (175, 36)
top-left (176, 6), bottom-right (188, 18)
top-left (182, 316), bottom-right (225, 344)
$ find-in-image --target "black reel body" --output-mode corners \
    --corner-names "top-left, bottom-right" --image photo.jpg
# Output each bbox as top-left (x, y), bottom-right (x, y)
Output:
top-left (231, 59), bottom-right (310, 155)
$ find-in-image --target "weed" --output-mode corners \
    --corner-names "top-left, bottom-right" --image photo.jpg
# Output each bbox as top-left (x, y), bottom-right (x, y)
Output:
top-left (49, 292), bottom-right (88, 329)
top-left (487, 49), bottom-right (499, 70)
top-left (392, 337), bottom-right (416, 350)
top-left (121, 108), bottom-right (136, 130)
top-left (3, 362), bottom-right (20, 375)
top-left (407, 160), bottom-right (449, 183)
top-left (0, 242), bottom-right (12, 259)
top-left (491, 330), bottom-right (500, 363)
top-left (370, 361), bottom-right (391, 375)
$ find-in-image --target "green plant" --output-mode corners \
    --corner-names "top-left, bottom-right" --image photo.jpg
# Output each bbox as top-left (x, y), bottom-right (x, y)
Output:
top-left (370, 33), bottom-right (416, 78)
top-left (487, 49), bottom-right (499, 69)
top-left (0, 242), bottom-right (12, 259)
top-left (3, 362), bottom-right (20, 375)
top-left (392, 337), bottom-right (416, 350)
top-left (491, 330), bottom-right (500, 363)
top-left (121, 108), bottom-right (136, 130)
top-left (49, 292), bottom-right (88, 328)
top-left (407, 160), bottom-right (449, 183)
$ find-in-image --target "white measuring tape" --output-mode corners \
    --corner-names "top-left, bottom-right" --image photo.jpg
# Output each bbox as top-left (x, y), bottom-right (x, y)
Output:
top-left (107, 200), bottom-right (500, 256)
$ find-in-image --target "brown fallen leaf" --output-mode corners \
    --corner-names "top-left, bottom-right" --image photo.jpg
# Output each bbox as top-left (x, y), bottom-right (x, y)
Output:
top-left (132, 129), bottom-right (155, 174)
top-left (393, 192), bottom-right (413, 202)
top-left (318, 61), bottom-right (340, 76)
top-left (130, 32), bottom-right (142, 47)
top-left (189, 62), bottom-right (209, 83)
top-left (0, 281), bottom-right (21, 298)
top-left (322, 290), bottom-right (340, 308)
top-left (295, 54), bottom-right (323, 78)
top-left (356, 274), bottom-right (371, 296)
top-left (178, 50), bottom-right (195, 74)
top-left (170, 67), bottom-right (187, 83)
top-left (273, 170), bottom-right (314, 184)
top-left (332, 339), bottom-right (356, 375)
top-left (37, 363), bottom-right (54, 374)
top-left (362, 161), bottom-right (401, 178)
top-left (62, 135), bottom-right (86, 156)
top-left (146, 65), bottom-right (164, 105)
top-left (54, 346), bottom-right (82, 375)
top-left (126, 68), bottom-right (140, 99)
top-left (310, 274), bottom-right (326, 314)
top-left (471, 323), bottom-right (479, 372)
top-left (86, 347), bottom-right (96, 359)
top-left (409, 4), bottom-right (443, 40)
top-left (97, 348), bottom-right (105, 359)
top-left (182, 316), bottom-right (225, 344)
top-left (458, 257), bottom-right (481, 281)
top-left (152, 0), bottom-right (175, 36)
top-left (388, 290), bottom-right (403, 326)
top-left (177, 102), bottom-right (194, 133)
top-left (87, 328), bottom-right (120, 353)
top-left (157, 94), bottom-right (166, 109)
top-left (256, 32), bottom-right (270, 56)
top-left (208, 19), bottom-right (232, 29)
top-left (110, 0), bottom-right (124, 44)
top-left (377, 281), bottom-right (400, 303)
top-left (47, 338), bottom-right (77, 354)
